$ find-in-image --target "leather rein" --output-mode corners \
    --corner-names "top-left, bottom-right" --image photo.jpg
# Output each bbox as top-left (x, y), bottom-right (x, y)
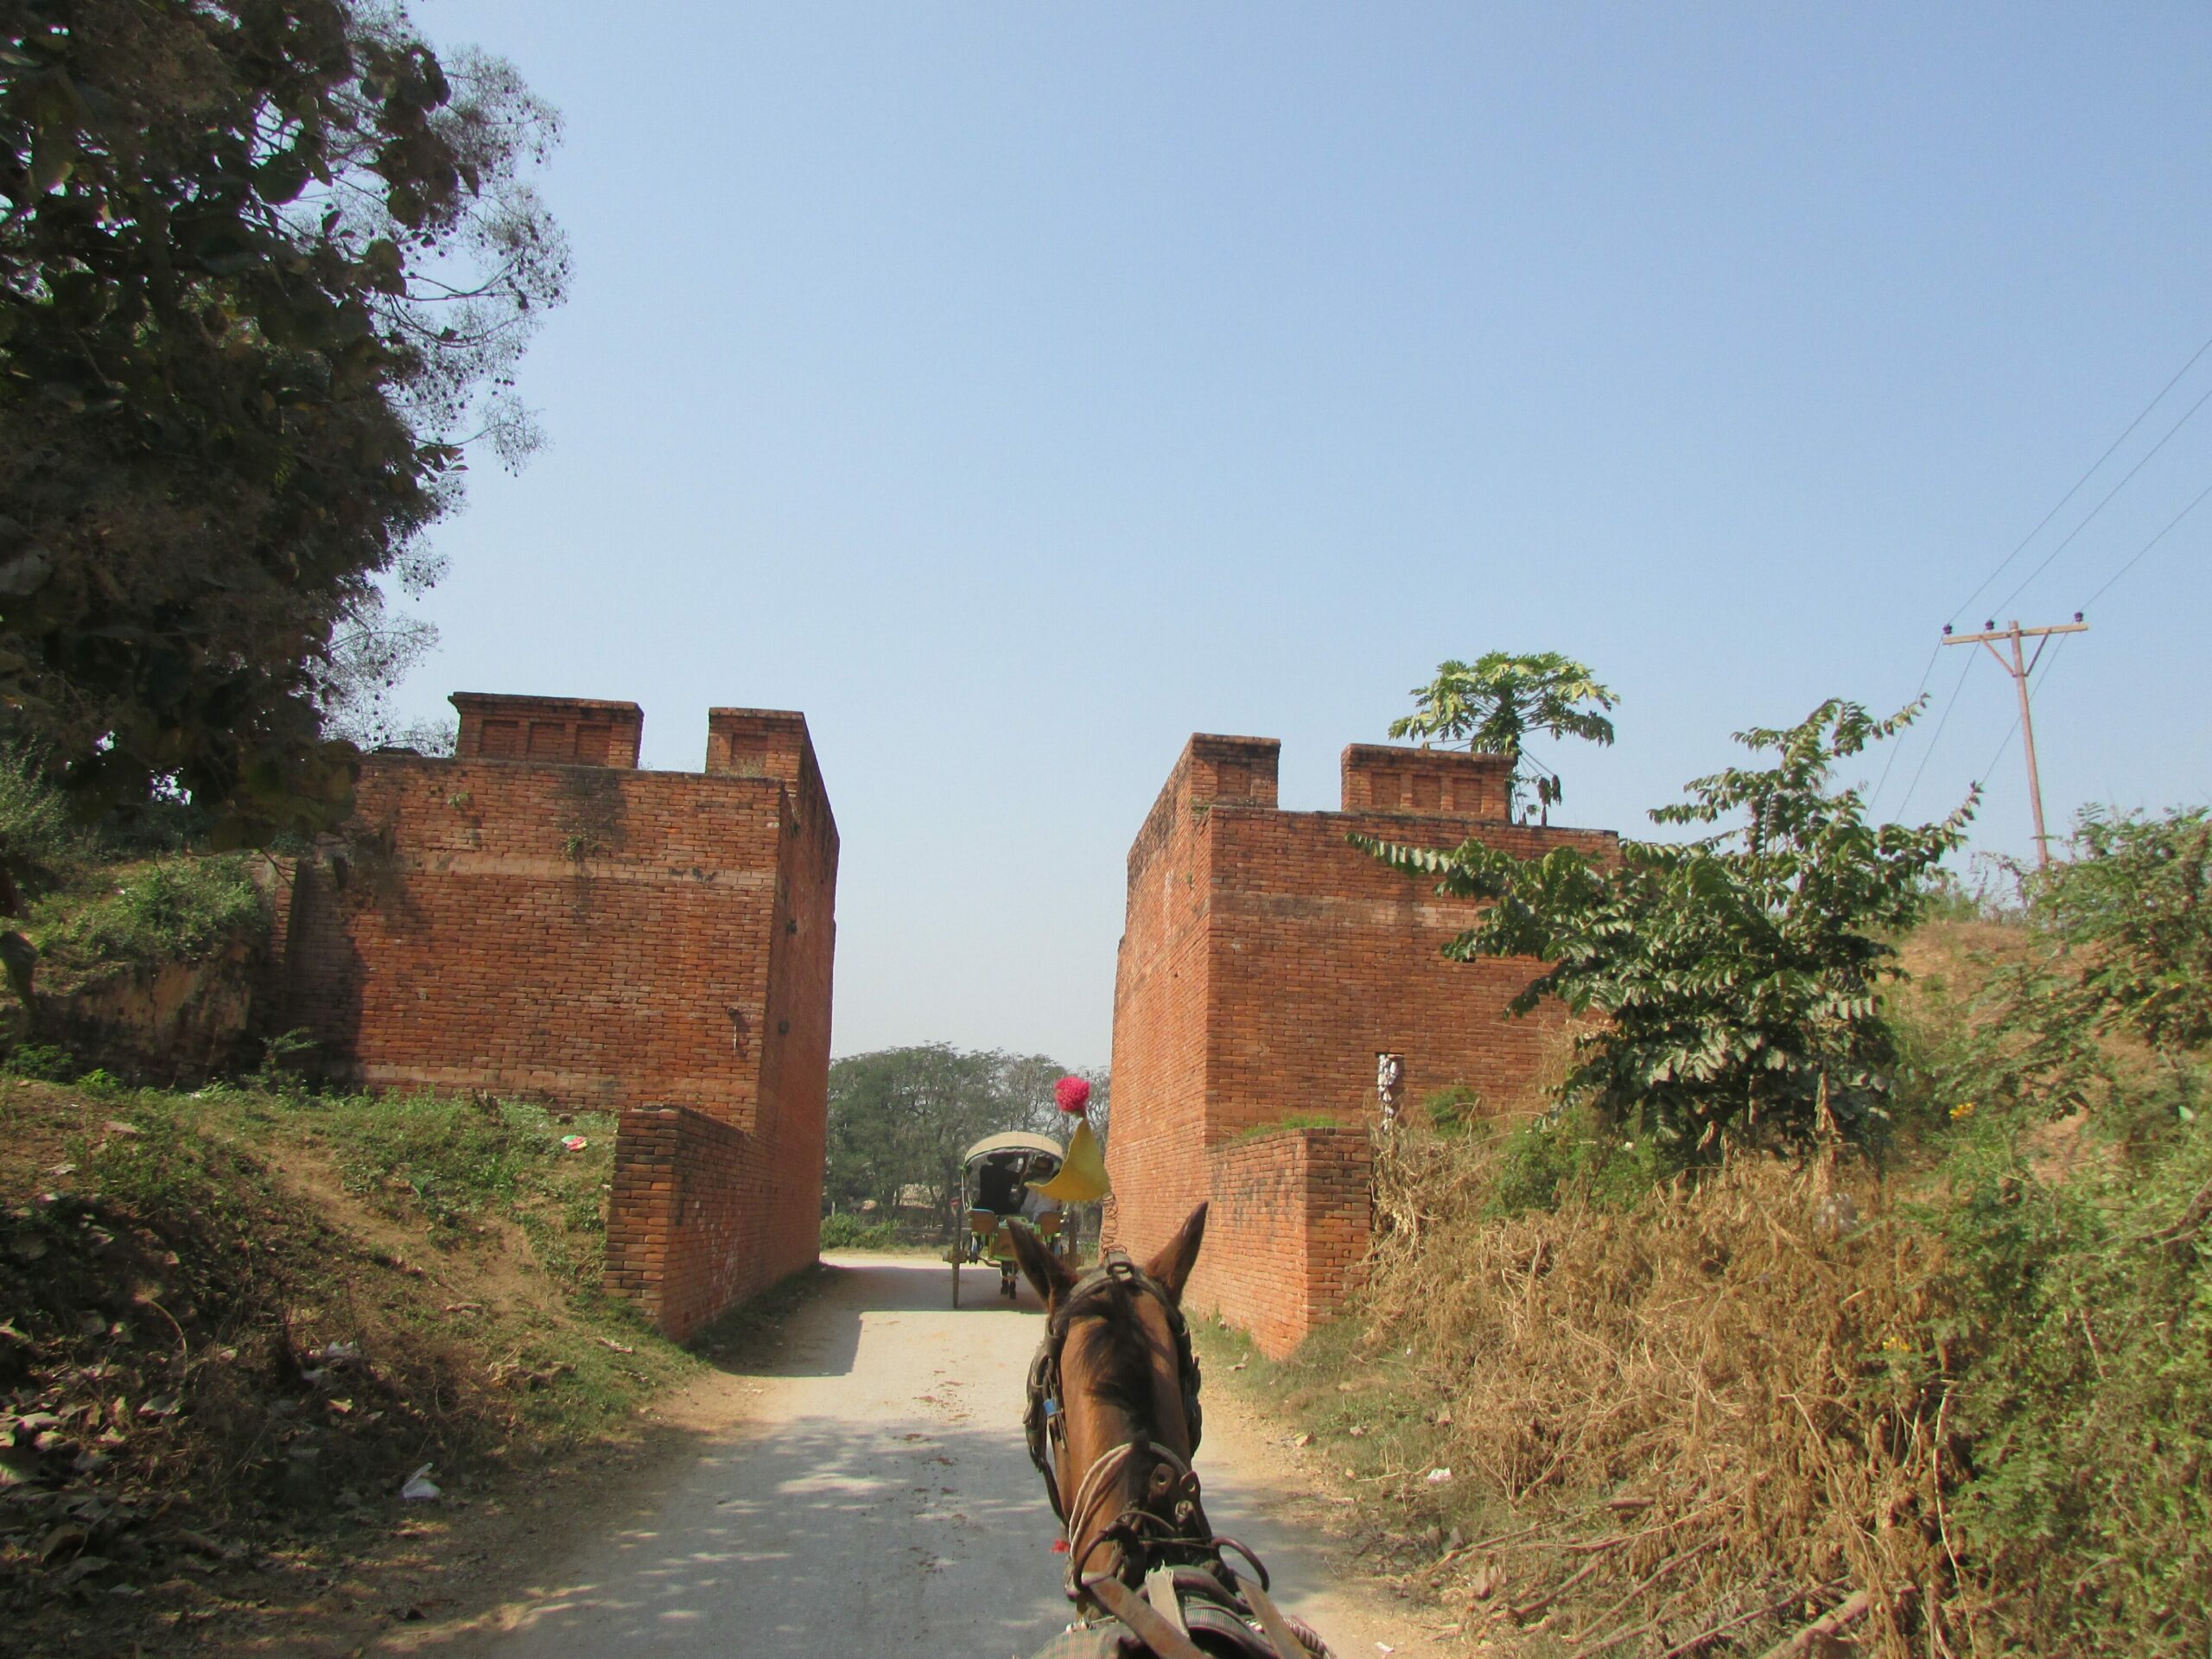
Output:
top-left (1022, 1250), bottom-right (1316, 1659)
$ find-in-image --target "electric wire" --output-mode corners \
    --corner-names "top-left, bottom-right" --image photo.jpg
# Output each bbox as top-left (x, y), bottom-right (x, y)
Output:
top-left (1894, 649), bottom-right (1977, 819)
top-left (1987, 378), bottom-right (2212, 617)
top-left (2078, 474), bottom-right (2212, 613)
top-left (1869, 640), bottom-right (1943, 811)
top-left (1971, 632), bottom-right (2072, 796)
top-left (1951, 327), bottom-right (2212, 626)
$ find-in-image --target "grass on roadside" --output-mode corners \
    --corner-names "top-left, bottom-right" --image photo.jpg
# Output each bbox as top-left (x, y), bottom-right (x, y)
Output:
top-left (0, 1071), bottom-right (714, 1651)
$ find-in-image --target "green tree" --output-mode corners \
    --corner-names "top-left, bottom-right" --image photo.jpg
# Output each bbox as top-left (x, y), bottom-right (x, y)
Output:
top-left (823, 1046), bottom-right (1093, 1237)
top-left (2032, 805), bottom-right (2212, 1054)
top-left (1389, 652), bottom-right (1617, 820)
top-left (1360, 698), bottom-right (1972, 1154)
top-left (0, 0), bottom-right (563, 844)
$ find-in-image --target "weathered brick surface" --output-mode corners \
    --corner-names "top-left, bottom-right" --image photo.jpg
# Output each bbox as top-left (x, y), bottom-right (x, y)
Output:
top-left (274, 696), bottom-right (837, 1337)
top-left (1107, 734), bottom-right (1615, 1355)
top-left (452, 691), bottom-right (645, 768)
top-left (1202, 1128), bottom-right (1371, 1357)
top-left (603, 1104), bottom-right (823, 1338)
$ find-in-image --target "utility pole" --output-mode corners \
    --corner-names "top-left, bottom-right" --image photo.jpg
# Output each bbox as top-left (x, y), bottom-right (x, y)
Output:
top-left (1940, 614), bottom-right (2088, 869)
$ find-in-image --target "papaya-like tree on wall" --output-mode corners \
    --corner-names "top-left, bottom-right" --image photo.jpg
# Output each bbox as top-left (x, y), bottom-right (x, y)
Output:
top-left (1361, 698), bottom-right (1973, 1157)
top-left (1390, 651), bottom-right (1617, 822)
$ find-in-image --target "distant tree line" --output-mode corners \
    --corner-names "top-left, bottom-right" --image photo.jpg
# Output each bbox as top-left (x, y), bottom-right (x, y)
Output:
top-left (823, 1044), bottom-right (1106, 1237)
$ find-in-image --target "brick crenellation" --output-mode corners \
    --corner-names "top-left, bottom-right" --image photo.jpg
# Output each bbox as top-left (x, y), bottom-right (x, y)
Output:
top-left (1107, 733), bottom-right (1617, 1357)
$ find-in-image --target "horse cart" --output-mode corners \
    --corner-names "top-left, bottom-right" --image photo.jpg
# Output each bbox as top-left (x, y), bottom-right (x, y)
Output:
top-left (953, 1130), bottom-right (1068, 1306)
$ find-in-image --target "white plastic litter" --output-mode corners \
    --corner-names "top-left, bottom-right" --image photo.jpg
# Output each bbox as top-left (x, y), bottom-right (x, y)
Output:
top-left (1424, 1467), bottom-right (1452, 1484)
top-left (400, 1464), bottom-right (440, 1502)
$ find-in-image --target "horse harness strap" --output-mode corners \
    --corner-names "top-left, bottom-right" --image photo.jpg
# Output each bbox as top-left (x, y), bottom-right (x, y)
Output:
top-left (1024, 1249), bottom-right (1204, 1527)
top-left (1021, 1250), bottom-right (1321, 1657)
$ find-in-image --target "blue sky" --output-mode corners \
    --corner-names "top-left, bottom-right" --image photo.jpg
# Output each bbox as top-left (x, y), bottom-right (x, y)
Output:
top-left (398, 3), bottom-right (2212, 1066)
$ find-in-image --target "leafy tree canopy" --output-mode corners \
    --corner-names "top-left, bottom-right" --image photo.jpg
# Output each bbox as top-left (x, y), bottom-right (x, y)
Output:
top-left (1360, 698), bottom-right (1972, 1154)
top-left (0, 0), bottom-right (563, 843)
top-left (1388, 652), bottom-right (1616, 818)
top-left (2031, 804), bottom-right (2212, 1055)
top-left (824, 1044), bottom-right (1105, 1233)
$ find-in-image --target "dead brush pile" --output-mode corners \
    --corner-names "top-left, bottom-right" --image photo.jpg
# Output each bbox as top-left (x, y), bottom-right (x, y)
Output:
top-left (1359, 1123), bottom-right (1959, 1657)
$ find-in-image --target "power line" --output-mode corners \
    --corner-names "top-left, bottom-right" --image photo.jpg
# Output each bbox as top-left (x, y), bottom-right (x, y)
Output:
top-left (1951, 327), bottom-right (2212, 625)
top-left (1869, 640), bottom-right (1943, 811)
top-left (1989, 377), bottom-right (2212, 616)
top-left (1967, 633), bottom-right (2074, 846)
top-left (2080, 474), bottom-right (2212, 613)
top-left (1895, 649), bottom-right (1976, 819)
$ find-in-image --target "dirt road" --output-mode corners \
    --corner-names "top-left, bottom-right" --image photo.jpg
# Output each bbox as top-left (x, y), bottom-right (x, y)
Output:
top-left (421, 1253), bottom-right (1445, 1658)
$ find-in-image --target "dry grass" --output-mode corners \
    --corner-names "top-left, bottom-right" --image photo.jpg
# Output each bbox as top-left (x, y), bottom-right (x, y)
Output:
top-left (1343, 1124), bottom-right (1959, 1657)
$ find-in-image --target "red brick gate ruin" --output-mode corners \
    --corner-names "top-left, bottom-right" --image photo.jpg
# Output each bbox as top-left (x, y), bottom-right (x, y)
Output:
top-left (268, 693), bottom-right (838, 1338)
top-left (260, 699), bottom-right (1614, 1355)
top-left (1105, 734), bottom-right (1616, 1357)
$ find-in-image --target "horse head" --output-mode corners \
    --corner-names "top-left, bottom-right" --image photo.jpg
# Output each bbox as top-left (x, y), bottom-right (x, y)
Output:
top-left (1009, 1203), bottom-right (1209, 1599)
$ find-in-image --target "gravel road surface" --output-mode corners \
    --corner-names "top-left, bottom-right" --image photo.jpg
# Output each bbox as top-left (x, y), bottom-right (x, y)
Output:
top-left (459, 1253), bottom-right (1441, 1658)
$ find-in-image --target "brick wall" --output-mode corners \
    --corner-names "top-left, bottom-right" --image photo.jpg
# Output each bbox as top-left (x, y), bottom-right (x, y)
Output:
top-left (274, 696), bottom-right (837, 1338)
top-left (1200, 1128), bottom-right (1371, 1357)
top-left (603, 1104), bottom-right (823, 1338)
top-left (452, 692), bottom-right (644, 768)
top-left (1108, 733), bottom-right (1616, 1353)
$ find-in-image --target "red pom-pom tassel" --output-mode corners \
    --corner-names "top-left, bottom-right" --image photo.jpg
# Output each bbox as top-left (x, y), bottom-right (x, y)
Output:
top-left (1054, 1076), bottom-right (1091, 1115)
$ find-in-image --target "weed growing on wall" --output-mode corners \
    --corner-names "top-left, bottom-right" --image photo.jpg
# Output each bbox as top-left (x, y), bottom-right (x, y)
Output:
top-left (33, 855), bottom-right (264, 976)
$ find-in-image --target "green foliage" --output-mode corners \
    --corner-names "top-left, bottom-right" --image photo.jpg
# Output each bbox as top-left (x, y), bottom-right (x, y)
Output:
top-left (1882, 823), bottom-right (2212, 1653)
top-left (1388, 652), bottom-right (1617, 816)
top-left (1930, 1096), bottom-right (2212, 1654)
top-left (1362, 698), bottom-right (1972, 1155)
top-left (1482, 1101), bottom-right (1673, 1217)
top-left (33, 853), bottom-right (264, 973)
top-left (824, 1044), bottom-right (1103, 1234)
top-left (818, 1212), bottom-right (898, 1250)
top-left (0, 741), bottom-right (81, 899)
top-left (3, 1038), bottom-right (74, 1078)
top-left (2032, 804), bottom-right (2212, 1053)
top-left (1, 0), bottom-right (564, 840)
top-left (1421, 1083), bottom-right (1482, 1134)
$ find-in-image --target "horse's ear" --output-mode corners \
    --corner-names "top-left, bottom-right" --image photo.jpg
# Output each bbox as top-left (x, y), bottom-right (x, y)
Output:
top-left (1008, 1220), bottom-right (1077, 1309)
top-left (1143, 1202), bottom-right (1208, 1305)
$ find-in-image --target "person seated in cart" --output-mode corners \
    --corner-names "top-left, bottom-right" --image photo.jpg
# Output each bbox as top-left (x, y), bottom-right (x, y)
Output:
top-left (962, 1135), bottom-right (1065, 1262)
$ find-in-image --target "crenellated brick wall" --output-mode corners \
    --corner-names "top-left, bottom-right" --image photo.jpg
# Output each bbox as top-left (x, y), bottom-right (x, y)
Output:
top-left (270, 694), bottom-right (837, 1337)
top-left (1108, 733), bottom-right (1615, 1356)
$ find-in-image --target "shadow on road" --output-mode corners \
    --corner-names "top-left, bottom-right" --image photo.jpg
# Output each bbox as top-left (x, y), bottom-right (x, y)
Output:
top-left (396, 1418), bottom-right (1071, 1656)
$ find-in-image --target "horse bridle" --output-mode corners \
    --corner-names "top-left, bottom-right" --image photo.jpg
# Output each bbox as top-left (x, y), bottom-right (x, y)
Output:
top-left (1019, 1249), bottom-right (1318, 1658)
top-left (1024, 1249), bottom-right (1205, 1535)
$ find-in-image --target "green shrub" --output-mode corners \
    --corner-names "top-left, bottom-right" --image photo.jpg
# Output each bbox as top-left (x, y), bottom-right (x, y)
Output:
top-left (819, 1212), bottom-right (897, 1250)
top-left (1933, 1096), bottom-right (2212, 1656)
top-left (1422, 1083), bottom-right (1483, 1135)
top-left (2, 1040), bottom-right (77, 1080)
top-left (2032, 804), bottom-right (2212, 1054)
top-left (40, 855), bottom-right (264, 971)
top-left (1484, 1101), bottom-right (1671, 1217)
top-left (0, 744), bottom-right (82, 893)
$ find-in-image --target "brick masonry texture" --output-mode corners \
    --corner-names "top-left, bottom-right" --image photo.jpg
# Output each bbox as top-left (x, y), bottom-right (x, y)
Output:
top-left (1106, 734), bottom-right (1617, 1357)
top-left (270, 695), bottom-right (837, 1338)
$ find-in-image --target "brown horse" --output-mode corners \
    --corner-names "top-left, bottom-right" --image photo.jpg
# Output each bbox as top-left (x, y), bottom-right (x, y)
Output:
top-left (1009, 1204), bottom-right (1332, 1659)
